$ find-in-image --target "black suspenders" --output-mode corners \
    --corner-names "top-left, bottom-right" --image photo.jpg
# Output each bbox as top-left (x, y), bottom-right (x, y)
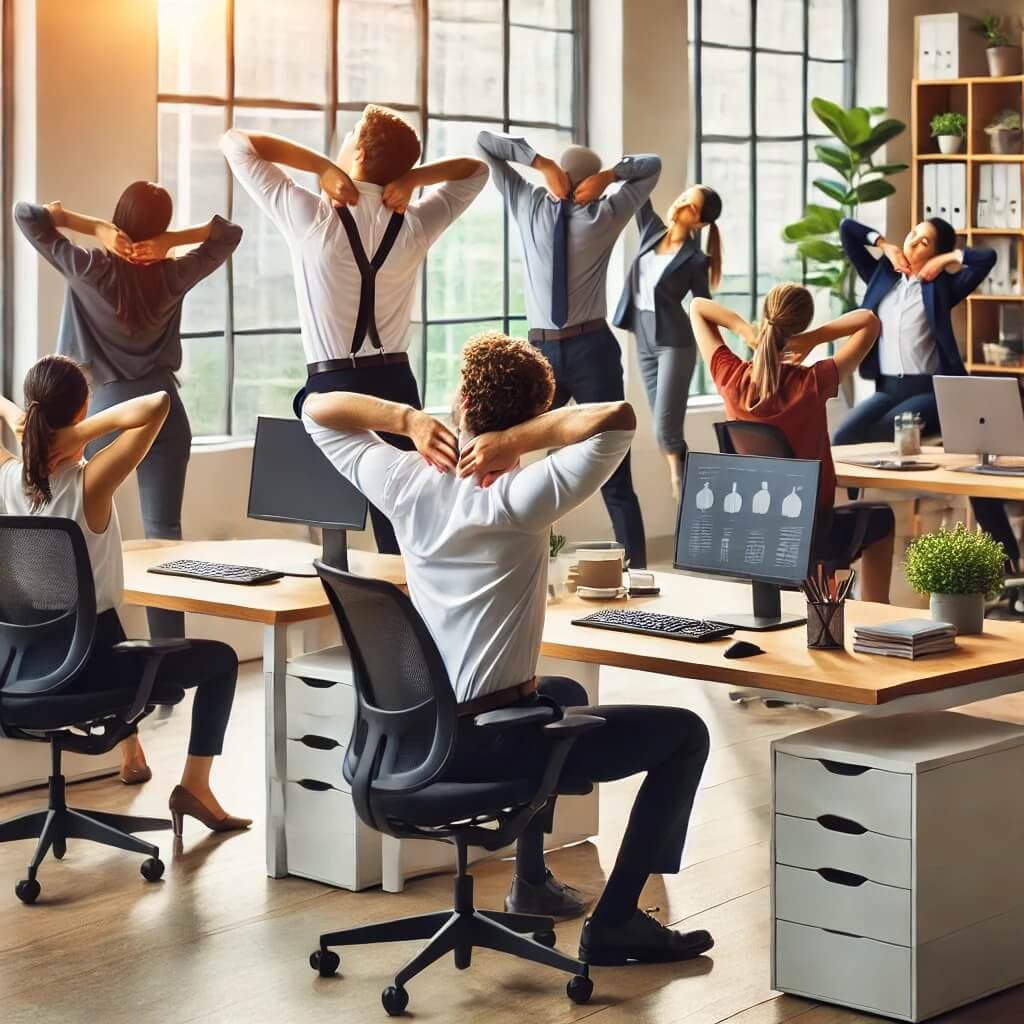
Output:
top-left (337, 206), bottom-right (406, 355)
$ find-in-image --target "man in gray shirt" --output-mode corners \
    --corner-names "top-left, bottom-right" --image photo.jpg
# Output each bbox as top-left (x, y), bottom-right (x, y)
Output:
top-left (477, 130), bottom-right (662, 568)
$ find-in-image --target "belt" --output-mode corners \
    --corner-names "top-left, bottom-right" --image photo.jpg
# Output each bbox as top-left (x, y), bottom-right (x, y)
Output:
top-left (306, 352), bottom-right (409, 375)
top-left (457, 677), bottom-right (538, 718)
top-left (528, 318), bottom-right (607, 343)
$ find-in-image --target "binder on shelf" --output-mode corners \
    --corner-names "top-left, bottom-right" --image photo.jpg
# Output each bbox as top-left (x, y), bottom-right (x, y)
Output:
top-left (950, 163), bottom-right (966, 231)
top-left (915, 13), bottom-right (988, 80)
top-left (990, 237), bottom-right (1013, 296)
top-left (917, 17), bottom-right (938, 80)
top-left (923, 164), bottom-right (938, 220)
top-left (992, 165), bottom-right (1008, 230)
top-left (1008, 166), bottom-right (1022, 230)
top-left (936, 164), bottom-right (951, 223)
top-left (977, 164), bottom-right (994, 229)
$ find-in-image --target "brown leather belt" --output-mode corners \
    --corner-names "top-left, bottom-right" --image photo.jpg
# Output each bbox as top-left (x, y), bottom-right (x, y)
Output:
top-left (528, 319), bottom-right (608, 343)
top-left (306, 352), bottom-right (410, 374)
top-left (457, 677), bottom-right (538, 718)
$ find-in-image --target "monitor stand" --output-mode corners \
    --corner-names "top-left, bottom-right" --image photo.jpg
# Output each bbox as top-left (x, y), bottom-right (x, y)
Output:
top-left (320, 529), bottom-right (349, 572)
top-left (711, 581), bottom-right (806, 632)
top-left (959, 452), bottom-right (1024, 477)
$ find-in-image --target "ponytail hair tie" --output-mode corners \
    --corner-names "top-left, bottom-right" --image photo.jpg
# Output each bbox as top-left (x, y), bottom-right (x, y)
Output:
top-left (26, 401), bottom-right (39, 413)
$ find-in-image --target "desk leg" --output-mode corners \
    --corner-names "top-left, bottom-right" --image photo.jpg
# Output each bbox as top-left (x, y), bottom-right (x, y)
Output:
top-left (265, 622), bottom-right (289, 879)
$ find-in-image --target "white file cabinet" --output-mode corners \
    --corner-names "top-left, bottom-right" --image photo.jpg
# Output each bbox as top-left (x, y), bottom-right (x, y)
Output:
top-left (772, 712), bottom-right (1024, 1022)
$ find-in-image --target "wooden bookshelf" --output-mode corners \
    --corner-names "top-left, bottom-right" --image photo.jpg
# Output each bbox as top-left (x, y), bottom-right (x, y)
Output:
top-left (911, 76), bottom-right (1024, 373)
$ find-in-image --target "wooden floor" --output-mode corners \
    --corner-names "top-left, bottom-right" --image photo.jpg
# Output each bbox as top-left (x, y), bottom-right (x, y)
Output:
top-left (3, 662), bottom-right (1024, 1024)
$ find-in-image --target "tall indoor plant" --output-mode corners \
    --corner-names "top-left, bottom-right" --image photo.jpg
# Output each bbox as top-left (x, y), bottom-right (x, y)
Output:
top-left (783, 99), bottom-right (907, 312)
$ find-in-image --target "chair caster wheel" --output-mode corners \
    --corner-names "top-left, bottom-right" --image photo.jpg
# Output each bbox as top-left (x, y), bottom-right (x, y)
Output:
top-left (533, 930), bottom-right (557, 948)
top-left (310, 949), bottom-right (340, 977)
top-left (15, 878), bottom-right (40, 904)
top-left (567, 973), bottom-right (593, 1004)
top-left (140, 857), bottom-right (164, 882)
top-left (53, 838), bottom-right (66, 860)
top-left (382, 984), bottom-right (408, 1016)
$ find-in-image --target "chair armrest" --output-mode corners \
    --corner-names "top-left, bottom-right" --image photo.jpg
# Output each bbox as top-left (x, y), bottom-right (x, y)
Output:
top-left (543, 714), bottom-right (605, 736)
top-left (112, 639), bottom-right (192, 655)
top-left (111, 639), bottom-right (191, 723)
top-left (528, 714), bottom-right (607, 814)
top-left (472, 705), bottom-right (559, 729)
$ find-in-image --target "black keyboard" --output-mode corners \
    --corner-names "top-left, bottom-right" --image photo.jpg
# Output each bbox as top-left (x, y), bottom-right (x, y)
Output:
top-left (572, 609), bottom-right (735, 642)
top-left (148, 559), bottom-right (284, 585)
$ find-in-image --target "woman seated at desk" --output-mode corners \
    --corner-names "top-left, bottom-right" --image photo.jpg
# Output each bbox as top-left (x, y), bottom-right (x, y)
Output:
top-left (690, 287), bottom-right (895, 603)
top-left (0, 355), bottom-right (249, 836)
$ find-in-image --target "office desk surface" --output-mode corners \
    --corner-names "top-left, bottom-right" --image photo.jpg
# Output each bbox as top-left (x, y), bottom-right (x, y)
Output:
top-left (832, 443), bottom-right (1024, 500)
top-left (122, 539), bottom-right (405, 625)
top-left (542, 573), bottom-right (1024, 707)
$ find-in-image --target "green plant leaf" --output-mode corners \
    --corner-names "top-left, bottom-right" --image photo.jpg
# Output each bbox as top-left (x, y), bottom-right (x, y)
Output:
top-left (866, 162), bottom-right (910, 176)
top-left (811, 97), bottom-right (857, 146)
top-left (815, 144), bottom-right (854, 175)
top-left (805, 273), bottom-right (843, 287)
top-left (797, 239), bottom-right (845, 262)
top-left (904, 524), bottom-right (1006, 597)
top-left (846, 106), bottom-right (872, 145)
top-left (854, 118), bottom-right (906, 158)
top-left (804, 204), bottom-right (843, 231)
top-left (848, 179), bottom-right (896, 204)
top-left (813, 178), bottom-right (849, 204)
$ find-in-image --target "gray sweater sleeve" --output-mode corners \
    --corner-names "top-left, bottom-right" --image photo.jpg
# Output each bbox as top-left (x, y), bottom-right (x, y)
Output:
top-left (13, 201), bottom-right (105, 281)
top-left (165, 215), bottom-right (243, 295)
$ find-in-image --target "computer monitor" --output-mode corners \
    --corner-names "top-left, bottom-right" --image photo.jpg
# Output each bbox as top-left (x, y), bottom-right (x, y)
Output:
top-left (935, 375), bottom-right (1024, 473)
top-left (247, 416), bottom-right (369, 571)
top-left (674, 451), bottom-right (820, 631)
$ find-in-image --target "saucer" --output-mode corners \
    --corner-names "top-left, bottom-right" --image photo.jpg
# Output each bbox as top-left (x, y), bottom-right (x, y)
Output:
top-left (577, 585), bottom-right (628, 600)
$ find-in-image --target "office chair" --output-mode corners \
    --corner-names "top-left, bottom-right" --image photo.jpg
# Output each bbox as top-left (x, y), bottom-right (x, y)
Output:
top-left (309, 563), bottom-right (605, 1017)
top-left (0, 516), bottom-right (189, 904)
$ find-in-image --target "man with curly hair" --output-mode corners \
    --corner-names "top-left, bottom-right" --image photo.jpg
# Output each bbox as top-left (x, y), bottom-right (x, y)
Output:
top-left (302, 331), bottom-right (713, 970)
top-left (221, 105), bottom-right (487, 553)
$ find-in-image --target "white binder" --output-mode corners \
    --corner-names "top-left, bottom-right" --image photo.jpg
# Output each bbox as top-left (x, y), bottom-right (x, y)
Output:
top-left (1008, 165), bottom-right (1022, 229)
top-left (923, 164), bottom-right (938, 220)
top-left (918, 17), bottom-right (938, 80)
top-left (991, 237), bottom-right (1012, 295)
top-left (936, 164), bottom-right (951, 223)
top-left (992, 165), bottom-right (1008, 229)
top-left (977, 164), bottom-right (994, 229)
top-left (949, 163), bottom-right (967, 231)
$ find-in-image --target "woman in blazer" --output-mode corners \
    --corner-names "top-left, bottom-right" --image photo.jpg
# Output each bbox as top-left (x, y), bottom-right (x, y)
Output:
top-left (613, 185), bottom-right (723, 495)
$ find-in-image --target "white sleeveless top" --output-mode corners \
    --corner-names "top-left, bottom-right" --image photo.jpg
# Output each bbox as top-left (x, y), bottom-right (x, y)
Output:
top-left (0, 459), bottom-right (124, 613)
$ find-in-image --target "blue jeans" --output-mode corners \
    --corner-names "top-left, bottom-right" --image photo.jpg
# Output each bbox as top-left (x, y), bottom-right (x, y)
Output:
top-left (537, 328), bottom-right (647, 567)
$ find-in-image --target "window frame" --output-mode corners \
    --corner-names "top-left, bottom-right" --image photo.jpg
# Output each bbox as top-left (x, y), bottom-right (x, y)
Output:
top-left (157, 0), bottom-right (587, 436)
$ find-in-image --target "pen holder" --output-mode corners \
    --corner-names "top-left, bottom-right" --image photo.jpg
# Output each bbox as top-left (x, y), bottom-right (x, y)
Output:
top-left (807, 600), bottom-right (845, 650)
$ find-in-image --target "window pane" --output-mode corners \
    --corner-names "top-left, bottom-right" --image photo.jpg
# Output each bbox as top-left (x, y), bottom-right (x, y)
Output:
top-left (158, 0), bottom-right (227, 96)
top-left (809, 0), bottom-right (845, 60)
top-left (700, 142), bottom-right (751, 299)
top-left (510, 27), bottom-right (573, 125)
top-left (232, 334), bottom-right (306, 437)
top-left (756, 0), bottom-right (804, 53)
top-left (231, 110), bottom-right (323, 331)
top-left (424, 320), bottom-right (504, 410)
top-left (179, 337), bottom-right (228, 436)
top-left (756, 141), bottom-right (805, 287)
top-left (159, 104), bottom-right (229, 334)
top-left (425, 119), bottom-right (505, 320)
top-left (429, 0), bottom-right (502, 118)
top-left (808, 59), bottom-right (845, 118)
top-left (234, 0), bottom-right (327, 103)
top-left (697, 0), bottom-right (750, 47)
top-left (756, 52), bottom-right (803, 136)
top-left (510, 0), bottom-right (572, 30)
top-left (338, 0), bottom-right (418, 105)
top-left (701, 48), bottom-right (751, 137)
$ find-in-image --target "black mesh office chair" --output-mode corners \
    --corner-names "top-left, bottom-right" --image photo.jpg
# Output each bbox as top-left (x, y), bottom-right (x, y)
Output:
top-left (0, 517), bottom-right (190, 904)
top-left (309, 563), bottom-right (605, 1017)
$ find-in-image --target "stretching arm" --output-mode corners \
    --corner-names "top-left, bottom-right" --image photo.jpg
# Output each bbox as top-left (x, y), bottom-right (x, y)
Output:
top-left (787, 309), bottom-right (880, 379)
top-left (0, 395), bottom-right (22, 465)
top-left (689, 297), bottom-right (757, 367)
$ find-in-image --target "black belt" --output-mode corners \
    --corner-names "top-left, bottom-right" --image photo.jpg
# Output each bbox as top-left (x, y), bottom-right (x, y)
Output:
top-left (306, 353), bottom-right (410, 375)
top-left (528, 318), bottom-right (608, 343)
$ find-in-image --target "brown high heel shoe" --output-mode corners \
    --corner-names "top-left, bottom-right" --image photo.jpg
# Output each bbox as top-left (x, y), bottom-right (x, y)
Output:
top-left (169, 785), bottom-right (252, 837)
top-left (119, 764), bottom-right (153, 786)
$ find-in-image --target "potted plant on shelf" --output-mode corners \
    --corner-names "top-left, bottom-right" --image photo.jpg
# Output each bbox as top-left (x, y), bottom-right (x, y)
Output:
top-left (548, 530), bottom-right (569, 600)
top-left (930, 112), bottom-right (967, 155)
top-left (974, 14), bottom-right (1022, 77)
top-left (985, 109), bottom-right (1024, 154)
top-left (904, 524), bottom-right (1005, 635)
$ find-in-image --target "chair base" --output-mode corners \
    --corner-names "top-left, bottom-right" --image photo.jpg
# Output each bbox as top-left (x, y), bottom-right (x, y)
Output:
top-left (310, 842), bottom-right (593, 1015)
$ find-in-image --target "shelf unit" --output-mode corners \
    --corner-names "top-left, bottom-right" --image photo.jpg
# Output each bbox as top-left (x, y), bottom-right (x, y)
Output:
top-left (911, 75), bottom-right (1024, 373)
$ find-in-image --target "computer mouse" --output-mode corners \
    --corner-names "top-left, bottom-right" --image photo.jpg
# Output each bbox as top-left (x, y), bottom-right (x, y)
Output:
top-left (724, 640), bottom-right (765, 659)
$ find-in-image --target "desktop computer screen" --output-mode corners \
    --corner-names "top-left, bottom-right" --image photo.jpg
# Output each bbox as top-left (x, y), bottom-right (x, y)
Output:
top-left (675, 451), bottom-right (820, 630)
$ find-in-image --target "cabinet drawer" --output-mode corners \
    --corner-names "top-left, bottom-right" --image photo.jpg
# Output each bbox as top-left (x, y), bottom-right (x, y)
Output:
top-left (775, 813), bottom-right (912, 889)
top-left (286, 672), bottom-right (356, 726)
top-left (775, 864), bottom-right (911, 946)
top-left (285, 781), bottom-right (379, 890)
top-left (287, 735), bottom-right (348, 792)
top-left (775, 920), bottom-right (911, 1019)
top-left (775, 751), bottom-right (912, 838)
top-left (289, 709), bottom-right (351, 749)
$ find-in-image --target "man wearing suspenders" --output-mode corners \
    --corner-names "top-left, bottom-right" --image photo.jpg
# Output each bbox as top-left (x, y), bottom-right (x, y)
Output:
top-left (221, 107), bottom-right (488, 553)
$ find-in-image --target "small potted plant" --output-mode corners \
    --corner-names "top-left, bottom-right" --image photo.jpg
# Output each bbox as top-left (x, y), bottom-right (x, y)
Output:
top-left (985, 109), bottom-right (1024, 154)
top-left (974, 14), bottom-right (1022, 77)
top-left (904, 524), bottom-right (1005, 635)
top-left (930, 112), bottom-right (967, 154)
top-left (548, 530), bottom-right (569, 600)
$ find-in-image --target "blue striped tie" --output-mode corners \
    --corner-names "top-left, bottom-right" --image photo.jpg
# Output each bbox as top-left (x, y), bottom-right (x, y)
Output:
top-left (550, 199), bottom-right (570, 328)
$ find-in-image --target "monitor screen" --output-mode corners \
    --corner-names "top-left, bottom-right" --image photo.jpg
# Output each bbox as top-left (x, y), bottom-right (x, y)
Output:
top-left (247, 416), bottom-right (368, 531)
top-left (674, 451), bottom-right (819, 588)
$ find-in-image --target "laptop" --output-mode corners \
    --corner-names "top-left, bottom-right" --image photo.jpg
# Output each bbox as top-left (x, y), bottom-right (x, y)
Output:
top-left (935, 375), bottom-right (1024, 475)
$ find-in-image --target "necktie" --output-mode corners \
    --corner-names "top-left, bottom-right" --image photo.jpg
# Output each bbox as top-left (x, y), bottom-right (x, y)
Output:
top-left (551, 199), bottom-right (570, 328)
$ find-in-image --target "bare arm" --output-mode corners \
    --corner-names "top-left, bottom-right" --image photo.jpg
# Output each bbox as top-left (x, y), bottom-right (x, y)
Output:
top-left (382, 157), bottom-right (488, 213)
top-left (689, 297), bottom-right (757, 368)
top-left (0, 394), bottom-right (22, 465)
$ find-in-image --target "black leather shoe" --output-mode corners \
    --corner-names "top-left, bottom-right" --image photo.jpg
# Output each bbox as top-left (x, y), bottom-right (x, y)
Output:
top-left (579, 910), bottom-right (714, 965)
top-left (505, 870), bottom-right (588, 919)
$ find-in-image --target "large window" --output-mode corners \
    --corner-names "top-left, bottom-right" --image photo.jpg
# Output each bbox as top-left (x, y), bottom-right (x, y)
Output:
top-left (688, 0), bottom-right (855, 394)
top-left (158, 0), bottom-right (584, 437)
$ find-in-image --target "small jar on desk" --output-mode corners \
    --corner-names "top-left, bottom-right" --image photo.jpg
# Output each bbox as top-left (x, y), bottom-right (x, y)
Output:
top-left (894, 412), bottom-right (923, 457)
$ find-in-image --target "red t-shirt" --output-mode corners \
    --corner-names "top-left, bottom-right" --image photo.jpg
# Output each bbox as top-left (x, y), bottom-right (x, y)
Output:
top-left (709, 346), bottom-right (839, 515)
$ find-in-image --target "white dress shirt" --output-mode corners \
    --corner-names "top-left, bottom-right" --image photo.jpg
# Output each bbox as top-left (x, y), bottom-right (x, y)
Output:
top-left (221, 130), bottom-right (488, 364)
top-left (635, 250), bottom-right (674, 312)
top-left (876, 275), bottom-right (940, 376)
top-left (303, 416), bottom-right (634, 702)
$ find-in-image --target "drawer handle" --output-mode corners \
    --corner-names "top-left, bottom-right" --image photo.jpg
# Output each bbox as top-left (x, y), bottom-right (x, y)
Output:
top-left (819, 759), bottom-right (869, 777)
top-left (299, 677), bottom-right (338, 690)
top-left (299, 734), bottom-right (341, 751)
top-left (817, 867), bottom-right (867, 887)
top-left (817, 814), bottom-right (867, 835)
top-left (296, 778), bottom-right (333, 792)
top-left (823, 927), bottom-right (865, 939)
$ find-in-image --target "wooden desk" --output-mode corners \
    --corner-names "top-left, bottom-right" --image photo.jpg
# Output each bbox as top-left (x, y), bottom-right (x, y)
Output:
top-left (122, 538), bottom-right (403, 878)
top-left (832, 443), bottom-right (1024, 501)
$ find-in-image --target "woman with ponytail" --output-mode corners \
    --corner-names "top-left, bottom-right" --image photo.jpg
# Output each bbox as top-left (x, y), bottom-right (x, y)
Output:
top-left (0, 356), bottom-right (249, 836)
top-left (613, 184), bottom-right (723, 495)
top-left (691, 287), bottom-right (895, 603)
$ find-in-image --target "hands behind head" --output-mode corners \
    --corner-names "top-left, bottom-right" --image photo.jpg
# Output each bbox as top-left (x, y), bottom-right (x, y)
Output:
top-left (457, 432), bottom-right (521, 487)
top-left (736, 320), bottom-right (759, 351)
top-left (408, 411), bottom-right (459, 474)
top-left (383, 175), bottom-right (414, 214)
top-left (572, 169), bottom-right (614, 205)
top-left (880, 241), bottom-right (912, 276)
top-left (535, 156), bottom-right (572, 201)
top-left (917, 252), bottom-right (960, 282)
top-left (320, 164), bottom-right (359, 209)
top-left (46, 423), bottom-right (85, 474)
top-left (95, 222), bottom-right (136, 262)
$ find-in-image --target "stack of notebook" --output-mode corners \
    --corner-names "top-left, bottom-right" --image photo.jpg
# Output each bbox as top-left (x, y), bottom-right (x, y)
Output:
top-left (853, 619), bottom-right (958, 659)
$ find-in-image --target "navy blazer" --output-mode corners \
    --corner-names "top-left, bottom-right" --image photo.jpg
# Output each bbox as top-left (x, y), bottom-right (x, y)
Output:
top-left (840, 218), bottom-right (996, 380)
top-left (612, 201), bottom-right (710, 348)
